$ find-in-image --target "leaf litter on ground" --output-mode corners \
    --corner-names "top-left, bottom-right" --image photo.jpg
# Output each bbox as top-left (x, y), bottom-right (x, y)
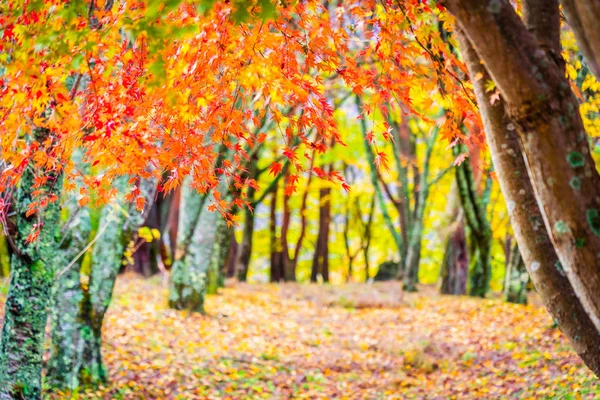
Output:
top-left (28, 274), bottom-right (600, 399)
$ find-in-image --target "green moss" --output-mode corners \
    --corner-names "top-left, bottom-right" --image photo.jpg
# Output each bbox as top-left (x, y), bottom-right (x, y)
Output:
top-left (567, 151), bottom-right (585, 168)
top-left (586, 208), bottom-right (600, 237)
top-left (569, 177), bottom-right (581, 190)
top-left (554, 220), bottom-right (570, 234)
top-left (555, 260), bottom-right (566, 276)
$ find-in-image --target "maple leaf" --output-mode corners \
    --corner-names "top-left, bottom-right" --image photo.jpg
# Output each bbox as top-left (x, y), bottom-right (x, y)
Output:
top-left (313, 167), bottom-right (326, 178)
top-left (135, 196), bottom-right (146, 212)
top-left (282, 146), bottom-right (298, 164)
top-left (26, 224), bottom-right (42, 244)
top-left (374, 151), bottom-right (391, 171)
top-left (268, 162), bottom-right (283, 176)
top-left (365, 131), bottom-right (375, 145)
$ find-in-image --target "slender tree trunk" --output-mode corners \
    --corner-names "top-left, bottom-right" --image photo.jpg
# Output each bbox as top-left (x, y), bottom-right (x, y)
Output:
top-left (455, 26), bottom-right (600, 376)
top-left (440, 182), bottom-right (468, 295)
top-left (311, 185), bottom-right (331, 283)
top-left (206, 216), bottom-right (230, 294)
top-left (0, 131), bottom-right (63, 398)
top-left (504, 242), bottom-right (529, 305)
top-left (440, 221), bottom-right (468, 295)
top-left (130, 200), bottom-right (160, 277)
top-left (236, 206), bottom-right (254, 282)
top-left (453, 143), bottom-right (492, 297)
top-left (225, 235), bottom-right (237, 279)
top-left (68, 177), bottom-right (157, 385)
top-left (269, 182), bottom-right (284, 282)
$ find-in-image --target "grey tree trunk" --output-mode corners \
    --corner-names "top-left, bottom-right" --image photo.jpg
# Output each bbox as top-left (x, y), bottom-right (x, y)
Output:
top-left (168, 179), bottom-right (211, 313)
top-left (206, 215), bottom-right (230, 294)
top-left (46, 176), bottom-right (157, 388)
top-left (168, 177), bottom-right (229, 312)
top-left (46, 204), bottom-right (91, 388)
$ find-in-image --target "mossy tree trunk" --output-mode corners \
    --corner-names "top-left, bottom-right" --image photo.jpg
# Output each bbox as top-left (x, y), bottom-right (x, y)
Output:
top-left (0, 129), bottom-right (63, 399)
top-left (169, 174), bottom-right (232, 312)
top-left (46, 203), bottom-right (91, 389)
top-left (168, 178), bottom-right (211, 312)
top-left (504, 242), bottom-right (529, 305)
top-left (47, 176), bottom-right (156, 389)
top-left (206, 214), bottom-right (230, 295)
top-left (453, 143), bottom-right (492, 298)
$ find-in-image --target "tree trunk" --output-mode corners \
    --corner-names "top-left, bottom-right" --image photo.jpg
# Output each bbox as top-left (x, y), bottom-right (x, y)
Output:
top-left (453, 143), bottom-right (492, 297)
top-left (269, 182), bottom-right (285, 282)
top-left (440, 221), bottom-right (468, 295)
top-left (311, 185), bottom-right (331, 283)
top-left (169, 180), bottom-right (214, 313)
top-left (130, 199), bottom-right (161, 277)
top-left (455, 26), bottom-right (600, 376)
top-left (46, 206), bottom-right (91, 389)
top-left (236, 205), bottom-right (254, 282)
top-left (225, 235), bottom-right (237, 279)
top-left (504, 242), bottom-right (529, 305)
top-left (206, 216), bottom-right (230, 295)
top-left (0, 138), bottom-right (63, 398)
top-left (62, 177), bottom-right (157, 385)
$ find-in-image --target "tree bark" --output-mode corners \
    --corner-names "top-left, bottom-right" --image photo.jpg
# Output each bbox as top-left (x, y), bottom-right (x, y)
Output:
top-left (456, 27), bottom-right (600, 376)
top-left (311, 184), bottom-right (331, 283)
top-left (46, 205), bottom-right (91, 389)
top-left (68, 176), bottom-right (157, 385)
top-left (0, 130), bottom-right (63, 398)
top-left (504, 242), bottom-right (529, 305)
top-left (206, 215), bottom-right (230, 294)
top-left (440, 221), bottom-right (468, 295)
top-left (168, 179), bottom-right (215, 313)
top-left (269, 181), bottom-right (285, 282)
top-left (453, 143), bottom-right (492, 297)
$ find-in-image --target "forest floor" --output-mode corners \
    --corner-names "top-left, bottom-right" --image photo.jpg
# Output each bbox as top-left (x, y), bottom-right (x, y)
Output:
top-left (36, 274), bottom-right (599, 399)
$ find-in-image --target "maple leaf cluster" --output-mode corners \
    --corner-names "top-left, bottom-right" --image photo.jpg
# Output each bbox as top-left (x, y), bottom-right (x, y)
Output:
top-left (0, 0), bottom-right (480, 219)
